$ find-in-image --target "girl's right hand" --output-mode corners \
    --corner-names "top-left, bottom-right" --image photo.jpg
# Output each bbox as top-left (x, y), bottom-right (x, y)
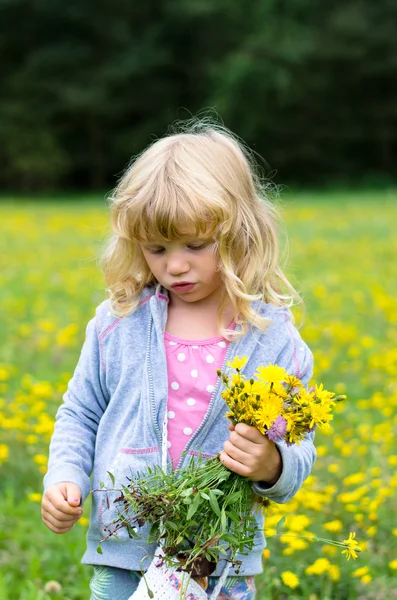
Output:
top-left (41, 482), bottom-right (83, 534)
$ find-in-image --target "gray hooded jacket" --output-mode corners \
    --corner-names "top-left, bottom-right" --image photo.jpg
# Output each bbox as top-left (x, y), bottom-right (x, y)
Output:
top-left (44, 286), bottom-right (316, 575)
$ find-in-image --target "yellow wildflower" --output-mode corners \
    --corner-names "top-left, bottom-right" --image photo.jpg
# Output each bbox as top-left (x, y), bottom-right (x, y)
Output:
top-left (0, 444), bottom-right (9, 461)
top-left (28, 493), bottom-right (42, 503)
top-left (254, 396), bottom-right (283, 431)
top-left (256, 364), bottom-right (287, 384)
top-left (341, 532), bottom-right (360, 560)
top-left (227, 356), bottom-right (247, 370)
top-left (353, 566), bottom-right (369, 577)
top-left (305, 557), bottom-right (331, 575)
top-left (323, 519), bottom-right (343, 533)
top-left (284, 374), bottom-right (303, 389)
top-left (281, 571), bottom-right (300, 589)
top-left (329, 564), bottom-right (340, 581)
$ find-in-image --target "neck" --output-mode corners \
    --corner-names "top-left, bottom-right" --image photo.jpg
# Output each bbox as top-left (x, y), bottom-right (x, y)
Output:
top-left (166, 292), bottom-right (235, 340)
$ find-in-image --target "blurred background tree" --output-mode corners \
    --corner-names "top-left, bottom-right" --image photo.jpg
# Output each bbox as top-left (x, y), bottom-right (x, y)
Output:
top-left (0, 0), bottom-right (396, 191)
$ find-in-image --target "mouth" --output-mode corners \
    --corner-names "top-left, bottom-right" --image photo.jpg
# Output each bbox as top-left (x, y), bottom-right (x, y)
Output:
top-left (170, 282), bottom-right (196, 293)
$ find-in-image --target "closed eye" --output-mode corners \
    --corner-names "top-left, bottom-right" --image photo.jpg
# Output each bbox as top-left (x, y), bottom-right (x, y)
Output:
top-left (145, 246), bottom-right (165, 255)
top-left (186, 241), bottom-right (213, 251)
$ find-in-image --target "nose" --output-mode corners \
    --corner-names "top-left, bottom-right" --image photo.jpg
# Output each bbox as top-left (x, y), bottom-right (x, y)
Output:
top-left (166, 251), bottom-right (190, 276)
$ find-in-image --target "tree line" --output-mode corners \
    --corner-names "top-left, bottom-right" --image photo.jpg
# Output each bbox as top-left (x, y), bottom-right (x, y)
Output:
top-left (0, 0), bottom-right (396, 191)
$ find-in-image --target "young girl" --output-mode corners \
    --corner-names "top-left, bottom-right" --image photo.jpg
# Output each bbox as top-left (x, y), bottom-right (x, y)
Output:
top-left (42, 120), bottom-right (316, 600)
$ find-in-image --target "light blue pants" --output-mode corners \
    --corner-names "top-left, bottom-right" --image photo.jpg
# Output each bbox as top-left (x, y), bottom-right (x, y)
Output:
top-left (89, 566), bottom-right (256, 599)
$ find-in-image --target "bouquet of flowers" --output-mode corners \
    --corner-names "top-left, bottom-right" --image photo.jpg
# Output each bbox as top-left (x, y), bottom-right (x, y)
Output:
top-left (96, 357), bottom-right (346, 599)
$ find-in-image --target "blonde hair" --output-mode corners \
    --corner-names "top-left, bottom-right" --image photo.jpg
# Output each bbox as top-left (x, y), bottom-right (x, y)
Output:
top-left (101, 118), bottom-right (301, 338)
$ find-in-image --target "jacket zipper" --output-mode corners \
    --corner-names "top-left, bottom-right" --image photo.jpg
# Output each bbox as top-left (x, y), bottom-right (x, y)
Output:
top-left (175, 336), bottom-right (239, 469)
top-left (146, 317), bottom-right (163, 448)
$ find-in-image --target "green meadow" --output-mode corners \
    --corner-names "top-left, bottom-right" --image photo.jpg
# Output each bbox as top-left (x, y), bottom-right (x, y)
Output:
top-left (1, 190), bottom-right (396, 599)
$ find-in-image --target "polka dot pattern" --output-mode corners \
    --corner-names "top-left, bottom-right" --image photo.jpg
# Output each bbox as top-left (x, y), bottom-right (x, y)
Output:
top-left (164, 330), bottom-right (231, 466)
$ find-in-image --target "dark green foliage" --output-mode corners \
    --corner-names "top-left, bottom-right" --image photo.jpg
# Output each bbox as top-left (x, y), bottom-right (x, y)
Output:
top-left (0, 0), bottom-right (396, 190)
top-left (95, 455), bottom-right (263, 575)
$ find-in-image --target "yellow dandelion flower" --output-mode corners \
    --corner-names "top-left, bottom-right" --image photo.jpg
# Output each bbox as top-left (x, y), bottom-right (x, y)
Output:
top-left (256, 364), bottom-right (288, 384)
top-left (281, 571), bottom-right (300, 589)
top-left (254, 397), bottom-right (283, 430)
top-left (28, 493), bottom-right (42, 503)
top-left (343, 472), bottom-right (366, 486)
top-left (308, 403), bottom-right (334, 429)
top-left (329, 565), bottom-right (340, 581)
top-left (314, 383), bottom-right (335, 404)
top-left (341, 532), bottom-right (360, 560)
top-left (323, 519), bottom-right (343, 533)
top-left (305, 558), bottom-right (331, 575)
top-left (389, 560), bottom-right (397, 570)
top-left (0, 444), bottom-right (9, 462)
top-left (33, 454), bottom-right (48, 465)
top-left (227, 356), bottom-right (248, 370)
top-left (270, 382), bottom-right (288, 398)
top-left (284, 374), bottom-right (303, 389)
top-left (287, 514), bottom-right (311, 532)
top-left (353, 566), bottom-right (369, 577)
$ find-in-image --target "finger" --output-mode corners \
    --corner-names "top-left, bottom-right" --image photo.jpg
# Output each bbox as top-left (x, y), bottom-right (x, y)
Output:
top-left (42, 514), bottom-right (76, 534)
top-left (44, 492), bottom-right (83, 517)
top-left (234, 422), bottom-right (267, 443)
top-left (228, 430), bottom-right (258, 454)
top-left (219, 451), bottom-right (250, 478)
top-left (223, 439), bottom-right (252, 465)
top-left (42, 501), bottom-right (82, 522)
top-left (64, 483), bottom-right (82, 507)
top-left (41, 508), bottom-right (80, 531)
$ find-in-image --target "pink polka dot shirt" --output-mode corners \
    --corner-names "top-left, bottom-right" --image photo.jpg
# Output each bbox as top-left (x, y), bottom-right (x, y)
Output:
top-left (164, 331), bottom-right (230, 467)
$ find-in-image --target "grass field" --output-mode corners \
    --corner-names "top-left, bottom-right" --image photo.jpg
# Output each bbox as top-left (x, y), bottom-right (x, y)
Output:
top-left (0, 189), bottom-right (396, 600)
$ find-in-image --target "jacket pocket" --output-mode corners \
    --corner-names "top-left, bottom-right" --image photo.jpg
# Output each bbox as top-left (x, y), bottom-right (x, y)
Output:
top-left (99, 446), bottom-right (160, 542)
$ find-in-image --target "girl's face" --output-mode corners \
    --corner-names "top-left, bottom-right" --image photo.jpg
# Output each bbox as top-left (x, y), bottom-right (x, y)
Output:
top-left (140, 234), bottom-right (224, 306)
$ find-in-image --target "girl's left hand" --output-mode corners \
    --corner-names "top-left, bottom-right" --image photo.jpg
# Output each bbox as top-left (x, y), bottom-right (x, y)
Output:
top-left (220, 423), bottom-right (282, 485)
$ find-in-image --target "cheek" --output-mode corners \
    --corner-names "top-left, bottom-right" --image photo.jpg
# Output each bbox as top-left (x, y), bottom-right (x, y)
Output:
top-left (201, 254), bottom-right (221, 278)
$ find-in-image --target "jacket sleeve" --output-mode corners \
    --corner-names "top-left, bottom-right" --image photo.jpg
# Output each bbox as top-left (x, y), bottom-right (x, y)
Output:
top-left (252, 317), bottom-right (316, 503)
top-left (43, 316), bottom-right (109, 500)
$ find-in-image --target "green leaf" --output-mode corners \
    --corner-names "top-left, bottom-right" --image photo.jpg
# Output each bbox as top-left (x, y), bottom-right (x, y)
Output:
top-left (187, 493), bottom-right (201, 520)
top-left (275, 516), bottom-right (286, 534)
top-left (226, 508), bottom-right (239, 523)
top-left (200, 492), bottom-right (210, 500)
top-left (222, 533), bottom-right (239, 545)
top-left (221, 508), bottom-right (227, 531)
top-left (96, 544), bottom-right (103, 554)
top-left (107, 471), bottom-right (115, 486)
top-left (209, 491), bottom-right (221, 517)
top-left (224, 491), bottom-right (241, 505)
top-left (99, 481), bottom-right (104, 489)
